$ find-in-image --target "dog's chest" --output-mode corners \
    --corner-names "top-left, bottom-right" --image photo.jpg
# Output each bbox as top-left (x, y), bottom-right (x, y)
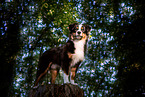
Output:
top-left (71, 40), bottom-right (85, 66)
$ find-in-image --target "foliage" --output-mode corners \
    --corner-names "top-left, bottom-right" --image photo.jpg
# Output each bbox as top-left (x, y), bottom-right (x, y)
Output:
top-left (1, 0), bottom-right (145, 97)
top-left (14, 0), bottom-right (79, 96)
top-left (80, 0), bottom-right (145, 96)
top-left (0, 0), bottom-right (23, 96)
top-left (110, 1), bottom-right (145, 96)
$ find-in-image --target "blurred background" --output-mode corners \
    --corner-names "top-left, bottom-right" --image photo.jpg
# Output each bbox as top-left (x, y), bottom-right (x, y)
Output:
top-left (1, 0), bottom-right (145, 96)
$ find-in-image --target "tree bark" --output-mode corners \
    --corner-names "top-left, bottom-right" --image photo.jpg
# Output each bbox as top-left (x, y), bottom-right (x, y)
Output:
top-left (28, 84), bottom-right (84, 97)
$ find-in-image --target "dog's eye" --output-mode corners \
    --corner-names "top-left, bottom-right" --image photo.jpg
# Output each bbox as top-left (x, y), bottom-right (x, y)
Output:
top-left (81, 27), bottom-right (84, 30)
top-left (76, 27), bottom-right (79, 30)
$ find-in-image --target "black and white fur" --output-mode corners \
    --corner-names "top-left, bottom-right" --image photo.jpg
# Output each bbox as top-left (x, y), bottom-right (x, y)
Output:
top-left (65, 23), bottom-right (90, 84)
top-left (34, 23), bottom-right (91, 86)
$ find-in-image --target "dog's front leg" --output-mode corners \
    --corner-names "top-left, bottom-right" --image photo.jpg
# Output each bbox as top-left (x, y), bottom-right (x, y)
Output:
top-left (70, 67), bottom-right (78, 85)
top-left (70, 62), bottom-right (81, 85)
top-left (63, 72), bottom-right (69, 83)
top-left (63, 65), bottom-right (71, 83)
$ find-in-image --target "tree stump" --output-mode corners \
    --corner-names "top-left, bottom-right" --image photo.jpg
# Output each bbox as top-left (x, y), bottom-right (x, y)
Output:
top-left (28, 84), bottom-right (84, 97)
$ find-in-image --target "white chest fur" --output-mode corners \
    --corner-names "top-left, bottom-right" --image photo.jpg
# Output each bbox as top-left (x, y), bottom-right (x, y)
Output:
top-left (71, 39), bottom-right (86, 67)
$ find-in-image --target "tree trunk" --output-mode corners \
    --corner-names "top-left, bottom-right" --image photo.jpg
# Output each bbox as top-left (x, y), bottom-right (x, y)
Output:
top-left (28, 84), bottom-right (84, 97)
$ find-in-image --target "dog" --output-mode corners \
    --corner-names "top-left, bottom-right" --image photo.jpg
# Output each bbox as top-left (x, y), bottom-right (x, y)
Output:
top-left (34, 23), bottom-right (91, 86)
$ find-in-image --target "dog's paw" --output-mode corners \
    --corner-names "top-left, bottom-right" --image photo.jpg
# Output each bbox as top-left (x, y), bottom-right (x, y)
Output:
top-left (70, 80), bottom-right (78, 85)
top-left (72, 83), bottom-right (78, 85)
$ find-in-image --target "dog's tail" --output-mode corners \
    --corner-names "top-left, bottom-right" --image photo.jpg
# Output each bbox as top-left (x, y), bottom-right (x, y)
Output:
top-left (34, 61), bottom-right (52, 86)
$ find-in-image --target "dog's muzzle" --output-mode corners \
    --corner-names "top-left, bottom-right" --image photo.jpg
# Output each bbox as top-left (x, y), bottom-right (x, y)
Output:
top-left (73, 31), bottom-right (83, 40)
top-left (74, 35), bottom-right (82, 40)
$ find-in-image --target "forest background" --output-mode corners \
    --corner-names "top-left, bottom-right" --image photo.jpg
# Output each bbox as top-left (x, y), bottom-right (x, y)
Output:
top-left (1, 0), bottom-right (145, 97)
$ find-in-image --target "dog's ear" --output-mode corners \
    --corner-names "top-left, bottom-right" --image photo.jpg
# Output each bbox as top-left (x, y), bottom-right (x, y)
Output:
top-left (85, 25), bottom-right (91, 32)
top-left (69, 23), bottom-right (78, 32)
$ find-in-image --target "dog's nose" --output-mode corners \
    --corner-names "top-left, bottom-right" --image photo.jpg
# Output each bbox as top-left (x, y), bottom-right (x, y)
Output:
top-left (77, 31), bottom-right (81, 35)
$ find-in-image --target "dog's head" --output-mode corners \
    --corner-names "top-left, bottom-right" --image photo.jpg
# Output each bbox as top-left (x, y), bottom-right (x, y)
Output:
top-left (69, 23), bottom-right (91, 40)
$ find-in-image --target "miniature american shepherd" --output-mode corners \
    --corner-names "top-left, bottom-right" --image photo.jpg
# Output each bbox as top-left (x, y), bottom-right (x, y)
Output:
top-left (34, 23), bottom-right (91, 86)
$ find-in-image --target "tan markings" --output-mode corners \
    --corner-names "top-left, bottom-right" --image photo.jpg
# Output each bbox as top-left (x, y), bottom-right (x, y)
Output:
top-left (82, 33), bottom-right (87, 40)
top-left (68, 52), bottom-right (73, 58)
top-left (71, 35), bottom-right (74, 40)
top-left (50, 69), bottom-right (58, 84)
top-left (81, 27), bottom-right (84, 30)
top-left (71, 67), bottom-right (77, 80)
